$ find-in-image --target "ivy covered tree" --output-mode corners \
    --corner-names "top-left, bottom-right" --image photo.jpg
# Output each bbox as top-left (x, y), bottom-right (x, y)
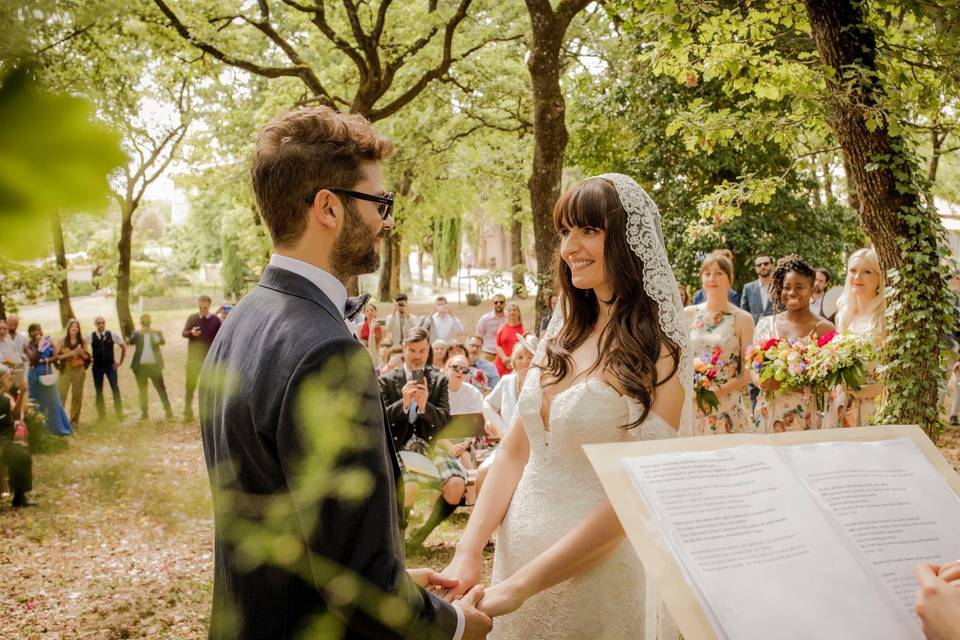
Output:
top-left (629, 0), bottom-right (960, 435)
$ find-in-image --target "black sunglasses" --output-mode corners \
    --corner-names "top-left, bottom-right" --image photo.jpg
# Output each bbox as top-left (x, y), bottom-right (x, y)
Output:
top-left (304, 189), bottom-right (394, 220)
top-left (450, 365), bottom-right (471, 375)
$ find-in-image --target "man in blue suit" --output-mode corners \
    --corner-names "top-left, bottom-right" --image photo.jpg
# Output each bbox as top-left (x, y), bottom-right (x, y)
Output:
top-left (740, 255), bottom-right (776, 324)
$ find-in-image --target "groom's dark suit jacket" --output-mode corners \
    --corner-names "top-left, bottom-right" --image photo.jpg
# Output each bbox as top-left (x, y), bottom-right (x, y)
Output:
top-left (199, 266), bottom-right (458, 640)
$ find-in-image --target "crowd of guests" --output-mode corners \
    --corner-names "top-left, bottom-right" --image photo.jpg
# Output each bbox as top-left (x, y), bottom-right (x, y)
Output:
top-left (0, 296), bottom-right (228, 508)
top-left (684, 248), bottom-right (887, 435)
top-left (354, 293), bottom-right (536, 551)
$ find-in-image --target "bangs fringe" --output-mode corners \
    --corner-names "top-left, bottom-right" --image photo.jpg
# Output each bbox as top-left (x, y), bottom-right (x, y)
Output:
top-left (553, 178), bottom-right (614, 231)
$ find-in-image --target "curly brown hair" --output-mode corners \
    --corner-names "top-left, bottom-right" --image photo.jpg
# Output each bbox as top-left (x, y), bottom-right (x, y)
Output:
top-left (769, 255), bottom-right (816, 312)
top-left (541, 177), bottom-right (681, 429)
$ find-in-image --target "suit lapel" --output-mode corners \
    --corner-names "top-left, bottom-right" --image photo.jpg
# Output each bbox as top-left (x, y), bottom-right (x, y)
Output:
top-left (257, 265), bottom-right (345, 331)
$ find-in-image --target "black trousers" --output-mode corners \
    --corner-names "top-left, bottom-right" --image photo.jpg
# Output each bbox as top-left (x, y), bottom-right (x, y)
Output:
top-left (92, 365), bottom-right (123, 419)
top-left (2, 439), bottom-right (32, 496)
top-left (134, 364), bottom-right (172, 417)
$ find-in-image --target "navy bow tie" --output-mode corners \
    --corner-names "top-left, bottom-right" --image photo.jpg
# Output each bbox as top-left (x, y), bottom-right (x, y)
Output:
top-left (344, 294), bottom-right (371, 322)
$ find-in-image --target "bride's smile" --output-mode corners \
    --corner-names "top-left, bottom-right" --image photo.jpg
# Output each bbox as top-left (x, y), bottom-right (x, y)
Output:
top-left (560, 225), bottom-right (607, 293)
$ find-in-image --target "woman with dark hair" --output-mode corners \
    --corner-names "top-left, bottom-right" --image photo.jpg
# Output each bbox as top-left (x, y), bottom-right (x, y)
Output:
top-left (56, 318), bottom-right (90, 427)
top-left (24, 323), bottom-right (73, 436)
top-left (441, 175), bottom-right (690, 639)
top-left (751, 256), bottom-right (835, 433)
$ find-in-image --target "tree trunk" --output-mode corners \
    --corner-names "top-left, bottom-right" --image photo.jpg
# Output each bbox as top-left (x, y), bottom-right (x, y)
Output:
top-left (378, 235), bottom-right (393, 302)
top-left (821, 154), bottom-right (835, 205)
top-left (50, 209), bottom-right (76, 328)
top-left (378, 171), bottom-right (413, 300)
top-left (0, 296), bottom-right (6, 321)
top-left (117, 202), bottom-right (136, 337)
top-left (346, 275), bottom-right (359, 297)
top-left (510, 201), bottom-right (526, 298)
top-left (804, 0), bottom-right (950, 436)
top-left (390, 233), bottom-right (403, 294)
top-left (929, 128), bottom-right (942, 184)
top-left (525, 1), bottom-right (588, 327)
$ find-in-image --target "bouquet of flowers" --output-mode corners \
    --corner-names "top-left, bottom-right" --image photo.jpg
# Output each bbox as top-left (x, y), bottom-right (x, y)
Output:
top-left (693, 346), bottom-right (725, 414)
top-left (748, 337), bottom-right (813, 394)
top-left (805, 332), bottom-right (876, 394)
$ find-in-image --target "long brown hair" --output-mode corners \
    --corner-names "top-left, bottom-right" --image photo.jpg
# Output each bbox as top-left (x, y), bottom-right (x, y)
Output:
top-left (541, 177), bottom-right (681, 428)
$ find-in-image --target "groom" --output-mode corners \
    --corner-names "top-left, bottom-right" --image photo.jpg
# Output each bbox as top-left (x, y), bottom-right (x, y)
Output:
top-left (199, 106), bottom-right (491, 639)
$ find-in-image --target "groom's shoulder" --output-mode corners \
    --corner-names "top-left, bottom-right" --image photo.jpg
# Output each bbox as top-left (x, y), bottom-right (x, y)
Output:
top-left (213, 285), bottom-right (359, 376)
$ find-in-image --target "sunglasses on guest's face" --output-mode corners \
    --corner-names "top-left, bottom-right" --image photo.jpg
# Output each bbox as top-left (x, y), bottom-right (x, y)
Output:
top-left (493, 300), bottom-right (505, 306)
top-left (304, 188), bottom-right (395, 220)
top-left (450, 365), bottom-right (471, 375)
top-left (755, 260), bottom-right (771, 267)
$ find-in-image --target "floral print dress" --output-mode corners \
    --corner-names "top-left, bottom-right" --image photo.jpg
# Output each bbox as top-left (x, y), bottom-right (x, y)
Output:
top-left (690, 306), bottom-right (751, 435)
top-left (752, 315), bottom-right (819, 433)
top-left (824, 319), bottom-right (880, 428)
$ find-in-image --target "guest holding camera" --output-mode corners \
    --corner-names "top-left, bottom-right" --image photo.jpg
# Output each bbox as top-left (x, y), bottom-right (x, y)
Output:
top-left (55, 318), bottom-right (91, 428)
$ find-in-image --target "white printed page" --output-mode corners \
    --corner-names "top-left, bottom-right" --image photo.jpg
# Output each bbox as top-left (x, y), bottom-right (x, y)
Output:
top-left (625, 446), bottom-right (919, 640)
top-left (779, 438), bottom-right (960, 620)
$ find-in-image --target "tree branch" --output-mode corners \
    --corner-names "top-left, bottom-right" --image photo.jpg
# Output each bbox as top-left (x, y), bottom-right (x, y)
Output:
top-left (153, 0), bottom-right (334, 101)
top-left (291, 0), bottom-right (370, 79)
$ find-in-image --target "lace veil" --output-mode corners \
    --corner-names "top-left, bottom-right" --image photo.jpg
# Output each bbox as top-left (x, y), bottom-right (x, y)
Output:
top-left (534, 173), bottom-right (694, 437)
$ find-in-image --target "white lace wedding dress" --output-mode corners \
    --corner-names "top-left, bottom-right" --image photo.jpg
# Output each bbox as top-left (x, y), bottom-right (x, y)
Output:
top-left (490, 367), bottom-right (678, 640)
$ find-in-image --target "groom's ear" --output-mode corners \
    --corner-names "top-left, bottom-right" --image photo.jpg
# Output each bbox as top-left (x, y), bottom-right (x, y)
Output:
top-left (310, 189), bottom-right (341, 233)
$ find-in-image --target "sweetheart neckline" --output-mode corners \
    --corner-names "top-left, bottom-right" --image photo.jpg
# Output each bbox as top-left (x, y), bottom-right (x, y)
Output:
top-left (530, 371), bottom-right (677, 434)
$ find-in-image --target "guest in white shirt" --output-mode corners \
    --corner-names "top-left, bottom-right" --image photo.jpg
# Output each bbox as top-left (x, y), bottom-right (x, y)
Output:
top-left (7, 315), bottom-right (29, 362)
top-left (0, 318), bottom-right (26, 389)
top-left (128, 314), bottom-right (173, 420)
top-left (422, 296), bottom-right (464, 343)
top-left (384, 292), bottom-right (419, 344)
top-left (476, 334), bottom-right (537, 494)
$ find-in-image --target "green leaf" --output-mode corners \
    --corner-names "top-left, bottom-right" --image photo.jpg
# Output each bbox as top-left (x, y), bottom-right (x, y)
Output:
top-left (0, 68), bottom-right (124, 259)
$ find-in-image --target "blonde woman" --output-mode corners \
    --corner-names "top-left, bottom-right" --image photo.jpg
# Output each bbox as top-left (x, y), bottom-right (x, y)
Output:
top-left (684, 252), bottom-right (754, 434)
top-left (826, 248), bottom-right (885, 427)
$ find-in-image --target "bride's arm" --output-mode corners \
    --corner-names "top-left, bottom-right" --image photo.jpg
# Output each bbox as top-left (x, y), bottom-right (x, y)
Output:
top-left (479, 365), bottom-right (686, 617)
top-left (440, 411), bottom-right (530, 601)
top-left (479, 501), bottom-right (624, 616)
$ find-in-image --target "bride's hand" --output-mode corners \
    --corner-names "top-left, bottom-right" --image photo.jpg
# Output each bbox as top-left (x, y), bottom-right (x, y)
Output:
top-left (407, 568), bottom-right (459, 591)
top-left (478, 580), bottom-right (527, 618)
top-left (438, 552), bottom-right (484, 602)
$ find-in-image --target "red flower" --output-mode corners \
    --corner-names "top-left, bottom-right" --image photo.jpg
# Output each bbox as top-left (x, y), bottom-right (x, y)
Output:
top-left (710, 346), bottom-right (721, 365)
top-left (706, 369), bottom-right (718, 379)
top-left (761, 338), bottom-right (781, 351)
top-left (817, 331), bottom-right (838, 348)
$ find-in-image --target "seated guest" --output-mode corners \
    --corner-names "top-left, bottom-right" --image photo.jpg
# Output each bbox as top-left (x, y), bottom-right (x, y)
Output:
top-left (375, 337), bottom-right (393, 375)
top-left (431, 339), bottom-right (450, 369)
top-left (465, 334), bottom-right (499, 393)
top-left (379, 327), bottom-right (462, 550)
top-left (477, 335), bottom-right (537, 494)
top-left (0, 364), bottom-right (32, 507)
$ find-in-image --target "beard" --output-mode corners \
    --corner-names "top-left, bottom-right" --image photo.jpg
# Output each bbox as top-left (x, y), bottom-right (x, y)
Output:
top-left (330, 200), bottom-right (383, 278)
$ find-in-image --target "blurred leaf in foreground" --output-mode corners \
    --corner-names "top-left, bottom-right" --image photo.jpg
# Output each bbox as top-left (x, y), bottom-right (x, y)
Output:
top-left (0, 66), bottom-right (124, 259)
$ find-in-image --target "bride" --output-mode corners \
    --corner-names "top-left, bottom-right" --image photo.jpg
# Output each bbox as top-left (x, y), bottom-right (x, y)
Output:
top-left (440, 174), bottom-right (691, 639)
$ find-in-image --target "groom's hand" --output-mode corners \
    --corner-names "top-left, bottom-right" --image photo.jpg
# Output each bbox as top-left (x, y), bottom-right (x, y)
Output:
top-left (407, 568), bottom-right (459, 590)
top-left (455, 586), bottom-right (493, 640)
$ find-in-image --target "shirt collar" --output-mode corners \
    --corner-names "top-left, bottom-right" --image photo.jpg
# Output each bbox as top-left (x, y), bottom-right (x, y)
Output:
top-left (270, 253), bottom-right (348, 319)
